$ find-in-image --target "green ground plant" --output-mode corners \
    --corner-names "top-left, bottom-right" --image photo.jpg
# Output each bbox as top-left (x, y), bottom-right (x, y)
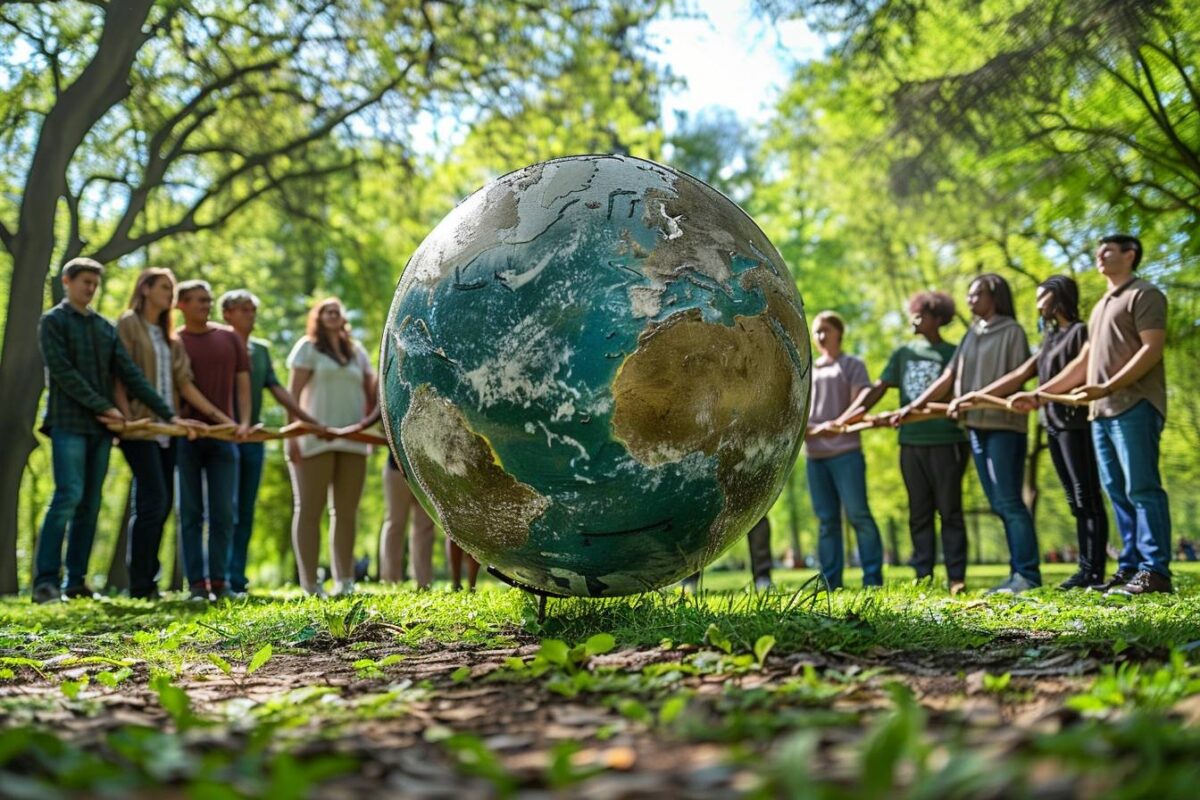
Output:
top-left (1, 564), bottom-right (1198, 797)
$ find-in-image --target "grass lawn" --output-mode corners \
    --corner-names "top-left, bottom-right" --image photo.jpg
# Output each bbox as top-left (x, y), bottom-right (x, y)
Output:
top-left (2, 563), bottom-right (1199, 798)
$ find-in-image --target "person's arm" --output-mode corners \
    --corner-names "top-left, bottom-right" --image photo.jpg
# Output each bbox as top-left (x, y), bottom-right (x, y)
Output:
top-left (360, 344), bottom-right (378, 417)
top-left (833, 380), bottom-right (892, 427)
top-left (906, 366), bottom-right (955, 411)
top-left (38, 314), bottom-right (117, 416)
top-left (268, 384), bottom-right (320, 425)
top-left (234, 371), bottom-right (252, 438)
top-left (336, 405), bottom-right (382, 436)
top-left (112, 336), bottom-right (175, 422)
top-left (287, 366), bottom-right (314, 462)
top-left (178, 382), bottom-right (235, 425)
top-left (113, 380), bottom-right (132, 418)
top-left (948, 354), bottom-right (1037, 415)
top-left (1009, 343), bottom-right (1090, 411)
top-left (1075, 329), bottom-right (1165, 401)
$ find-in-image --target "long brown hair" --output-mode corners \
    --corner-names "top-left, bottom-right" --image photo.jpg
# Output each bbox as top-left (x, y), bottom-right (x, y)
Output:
top-left (129, 267), bottom-right (177, 340)
top-left (305, 297), bottom-right (355, 365)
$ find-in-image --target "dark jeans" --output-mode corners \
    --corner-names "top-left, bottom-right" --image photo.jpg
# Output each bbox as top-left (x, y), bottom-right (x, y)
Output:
top-left (807, 449), bottom-right (884, 589)
top-left (967, 428), bottom-right (1040, 585)
top-left (119, 439), bottom-right (176, 596)
top-left (35, 430), bottom-right (112, 589)
top-left (231, 442), bottom-right (266, 592)
top-left (177, 437), bottom-right (237, 588)
top-left (900, 442), bottom-right (969, 581)
top-left (1092, 400), bottom-right (1171, 577)
top-left (1047, 426), bottom-right (1108, 579)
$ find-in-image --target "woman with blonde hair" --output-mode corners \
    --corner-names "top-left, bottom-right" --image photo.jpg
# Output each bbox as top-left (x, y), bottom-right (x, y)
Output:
top-left (114, 268), bottom-right (234, 599)
top-left (286, 297), bottom-right (376, 596)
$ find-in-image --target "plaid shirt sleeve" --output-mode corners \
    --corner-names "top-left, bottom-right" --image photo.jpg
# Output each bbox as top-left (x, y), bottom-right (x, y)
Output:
top-left (38, 311), bottom-right (111, 415)
top-left (112, 335), bottom-right (174, 421)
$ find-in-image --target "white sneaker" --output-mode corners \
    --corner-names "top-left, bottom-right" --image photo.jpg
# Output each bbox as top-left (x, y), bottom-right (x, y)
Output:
top-left (754, 576), bottom-right (774, 592)
top-left (333, 579), bottom-right (356, 597)
top-left (301, 582), bottom-right (327, 598)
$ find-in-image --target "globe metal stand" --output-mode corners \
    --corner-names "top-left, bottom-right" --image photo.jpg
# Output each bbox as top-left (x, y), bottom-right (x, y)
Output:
top-left (487, 566), bottom-right (569, 623)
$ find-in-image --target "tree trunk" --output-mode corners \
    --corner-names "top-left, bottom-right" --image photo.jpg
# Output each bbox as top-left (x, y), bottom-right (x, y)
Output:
top-left (106, 487), bottom-right (132, 592)
top-left (0, 0), bottom-right (154, 595)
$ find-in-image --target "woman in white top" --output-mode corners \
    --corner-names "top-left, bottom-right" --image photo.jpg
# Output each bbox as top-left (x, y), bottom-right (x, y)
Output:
top-left (287, 298), bottom-right (376, 596)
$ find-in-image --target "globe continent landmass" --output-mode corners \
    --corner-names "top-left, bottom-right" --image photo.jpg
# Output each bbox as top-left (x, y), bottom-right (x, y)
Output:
top-left (381, 154), bottom-right (811, 597)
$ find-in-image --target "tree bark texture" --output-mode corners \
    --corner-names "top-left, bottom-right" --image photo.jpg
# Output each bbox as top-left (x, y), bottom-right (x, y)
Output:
top-left (0, 1), bottom-right (154, 594)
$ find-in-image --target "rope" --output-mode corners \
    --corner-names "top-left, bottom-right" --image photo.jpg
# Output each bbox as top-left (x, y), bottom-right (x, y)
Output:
top-left (819, 391), bottom-right (1090, 435)
top-left (103, 418), bottom-right (390, 446)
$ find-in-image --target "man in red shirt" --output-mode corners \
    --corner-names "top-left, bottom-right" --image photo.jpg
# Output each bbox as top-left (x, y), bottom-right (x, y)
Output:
top-left (176, 280), bottom-right (250, 600)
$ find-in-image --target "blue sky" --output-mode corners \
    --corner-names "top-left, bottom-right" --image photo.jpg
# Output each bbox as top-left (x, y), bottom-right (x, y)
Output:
top-left (648, 0), bottom-right (825, 133)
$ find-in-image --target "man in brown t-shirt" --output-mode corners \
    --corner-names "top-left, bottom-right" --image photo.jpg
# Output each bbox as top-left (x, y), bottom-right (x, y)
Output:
top-left (175, 280), bottom-right (251, 600)
top-left (1012, 235), bottom-right (1171, 595)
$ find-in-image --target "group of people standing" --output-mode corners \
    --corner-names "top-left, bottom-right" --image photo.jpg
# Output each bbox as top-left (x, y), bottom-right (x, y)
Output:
top-left (32, 258), bottom-right (471, 604)
top-left (802, 234), bottom-right (1174, 596)
top-left (31, 233), bottom-right (1175, 602)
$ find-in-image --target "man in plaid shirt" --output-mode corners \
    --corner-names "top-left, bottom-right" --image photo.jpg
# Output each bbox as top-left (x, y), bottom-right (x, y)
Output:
top-left (34, 258), bottom-right (183, 604)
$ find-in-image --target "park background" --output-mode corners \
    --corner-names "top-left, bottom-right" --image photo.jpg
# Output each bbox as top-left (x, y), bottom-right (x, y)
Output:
top-left (1, 0), bottom-right (1197, 593)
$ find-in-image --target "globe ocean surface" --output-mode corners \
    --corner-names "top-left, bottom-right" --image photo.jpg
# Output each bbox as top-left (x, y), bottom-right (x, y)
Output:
top-left (381, 155), bottom-right (811, 597)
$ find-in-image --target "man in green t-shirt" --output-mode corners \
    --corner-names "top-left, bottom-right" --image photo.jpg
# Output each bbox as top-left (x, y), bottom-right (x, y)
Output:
top-left (220, 290), bottom-right (320, 595)
top-left (834, 291), bottom-right (970, 594)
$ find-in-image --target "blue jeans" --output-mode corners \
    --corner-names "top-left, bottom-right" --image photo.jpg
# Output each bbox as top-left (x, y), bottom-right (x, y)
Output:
top-left (35, 430), bottom-right (112, 589)
top-left (119, 439), bottom-right (176, 596)
top-left (968, 428), bottom-right (1040, 585)
top-left (1092, 401), bottom-right (1171, 577)
top-left (177, 438), bottom-right (237, 588)
top-left (807, 449), bottom-right (884, 588)
top-left (231, 442), bottom-right (265, 592)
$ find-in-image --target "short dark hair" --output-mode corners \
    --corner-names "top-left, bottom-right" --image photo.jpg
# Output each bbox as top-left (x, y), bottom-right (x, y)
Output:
top-left (176, 279), bottom-right (212, 301)
top-left (907, 291), bottom-right (956, 326)
top-left (62, 257), bottom-right (104, 280)
top-left (970, 273), bottom-right (1016, 319)
top-left (1100, 234), bottom-right (1143, 269)
top-left (1037, 275), bottom-right (1081, 324)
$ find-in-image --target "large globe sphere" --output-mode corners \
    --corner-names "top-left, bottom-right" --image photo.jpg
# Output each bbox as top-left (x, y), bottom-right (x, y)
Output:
top-left (380, 155), bottom-right (811, 597)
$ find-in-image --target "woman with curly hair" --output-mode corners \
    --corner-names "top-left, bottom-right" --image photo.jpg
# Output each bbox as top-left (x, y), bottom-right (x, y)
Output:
top-left (286, 298), bottom-right (376, 597)
top-left (904, 274), bottom-right (1039, 595)
top-left (834, 290), bottom-right (970, 594)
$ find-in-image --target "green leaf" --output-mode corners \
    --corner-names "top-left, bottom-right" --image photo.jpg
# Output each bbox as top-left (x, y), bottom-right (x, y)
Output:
top-left (659, 694), bottom-right (688, 724)
top-left (247, 644), bottom-right (273, 675)
top-left (537, 639), bottom-right (570, 667)
top-left (207, 653), bottom-right (233, 675)
top-left (450, 666), bottom-right (471, 682)
top-left (982, 672), bottom-right (1012, 693)
top-left (617, 698), bottom-right (651, 724)
top-left (704, 624), bottom-right (733, 654)
top-left (60, 678), bottom-right (87, 699)
top-left (584, 633), bottom-right (616, 656)
top-left (151, 675), bottom-right (193, 730)
top-left (754, 635), bottom-right (776, 667)
top-left (0, 668), bottom-right (15, 681)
